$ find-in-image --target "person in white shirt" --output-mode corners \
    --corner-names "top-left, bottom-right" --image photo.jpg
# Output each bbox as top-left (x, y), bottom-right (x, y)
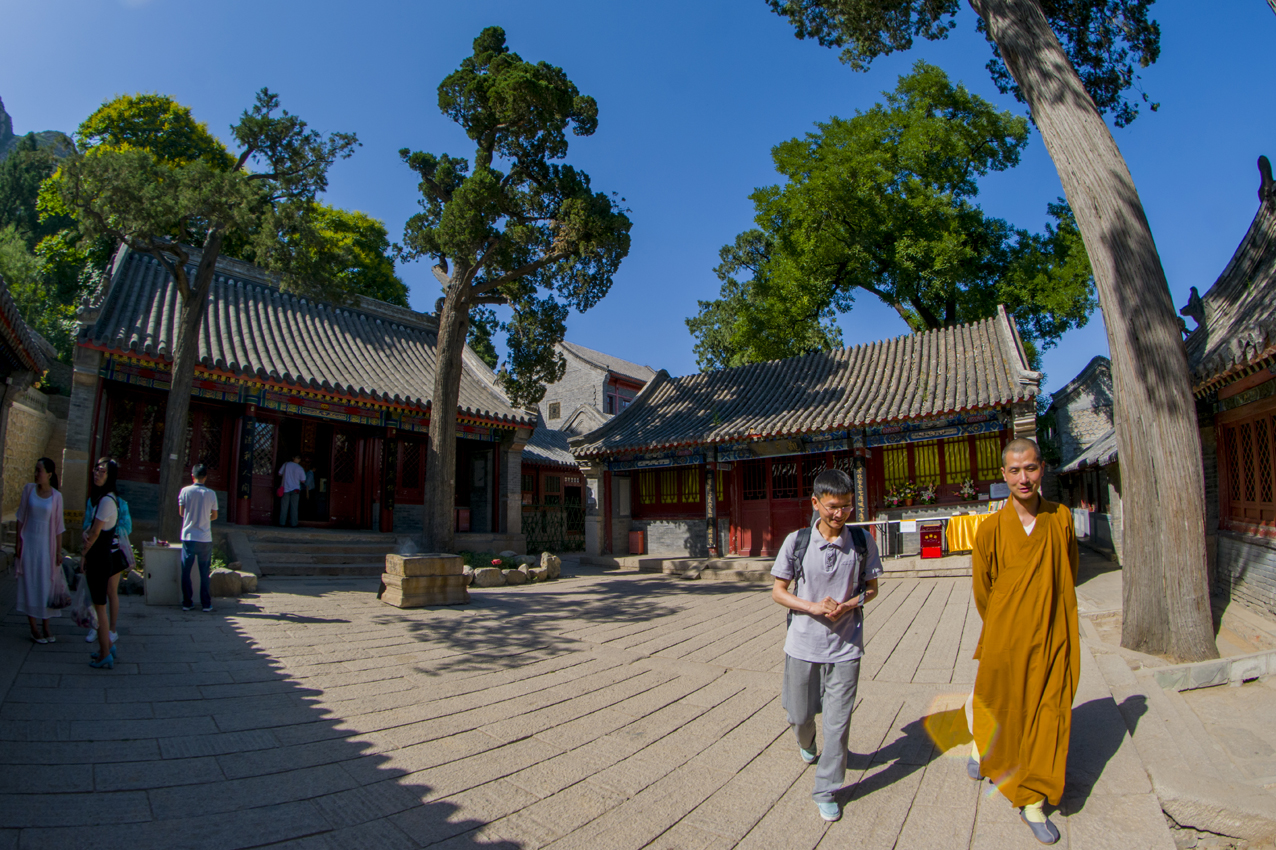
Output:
top-left (278, 454), bottom-right (306, 527)
top-left (178, 464), bottom-right (219, 612)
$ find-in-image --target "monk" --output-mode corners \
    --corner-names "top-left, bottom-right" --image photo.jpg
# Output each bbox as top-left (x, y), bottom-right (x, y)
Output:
top-left (969, 437), bottom-right (1079, 845)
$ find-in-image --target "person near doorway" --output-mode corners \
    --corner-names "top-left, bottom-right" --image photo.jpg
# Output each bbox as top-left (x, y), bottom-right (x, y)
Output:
top-left (178, 464), bottom-right (219, 612)
top-left (16, 458), bottom-right (66, 644)
top-left (770, 468), bottom-right (882, 823)
top-left (969, 438), bottom-right (1079, 845)
top-left (278, 454), bottom-right (305, 527)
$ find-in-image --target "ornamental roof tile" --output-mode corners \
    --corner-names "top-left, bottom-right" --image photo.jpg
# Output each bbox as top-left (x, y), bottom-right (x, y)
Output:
top-left (1185, 159), bottom-right (1276, 393)
top-left (0, 274), bottom-right (51, 375)
top-left (82, 248), bottom-right (532, 426)
top-left (571, 306), bottom-right (1038, 457)
top-left (1060, 427), bottom-right (1119, 473)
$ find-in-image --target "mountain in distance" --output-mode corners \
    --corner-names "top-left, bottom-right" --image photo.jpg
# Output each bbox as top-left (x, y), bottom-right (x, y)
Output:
top-left (0, 95), bottom-right (76, 160)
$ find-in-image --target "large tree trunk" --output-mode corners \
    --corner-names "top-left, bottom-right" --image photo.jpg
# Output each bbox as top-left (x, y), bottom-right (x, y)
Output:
top-left (971, 0), bottom-right (1217, 661)
top-left (155, 234), bottom-right (222, 541)
top-left (421, 277), bottom-right (471, 553)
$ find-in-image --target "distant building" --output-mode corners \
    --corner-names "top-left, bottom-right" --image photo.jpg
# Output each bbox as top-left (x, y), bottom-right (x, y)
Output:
top-left (538, 342), bottom-right (656, 434)
top-left (1046, 356), bottom-right (1121, 562)
top-left (570, 306), bottom-right (1040, 559)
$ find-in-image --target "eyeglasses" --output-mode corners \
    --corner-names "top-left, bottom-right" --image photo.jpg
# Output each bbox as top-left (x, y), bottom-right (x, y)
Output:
top-left (820, 504), bottom-right (854, 515)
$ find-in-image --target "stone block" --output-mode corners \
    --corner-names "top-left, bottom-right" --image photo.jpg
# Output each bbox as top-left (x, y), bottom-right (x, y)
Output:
top-left (541, 552), bottom-right (562, 579)
top-left (530, 566), bottom-right (550, 581)
top-left (498, 549), bottom-right (518, 558)
top-left (384, 553), bottom-right (464, 577)
top-left (209, 568), bottom-right (243, 597)
top-left (379, 581), bottom-right (469, 608)
top-left (516, 555), bottom-right (538, 566)
top-left (380, 573), bottom-right (466, 594)
top-left (503, 568), bottom-right (527, 585)
top-left (471, 567), bottom-right (505, 587)
top-left (236, 571), bottom-right (258, 594)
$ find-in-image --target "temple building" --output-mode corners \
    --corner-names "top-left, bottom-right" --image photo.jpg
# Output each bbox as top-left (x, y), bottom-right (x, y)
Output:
top-left (62, 247), bottom-right (534, 549)
top-left (569, 306), bottom-right (1040, 558)
top-left (0, 273), bottom-right (54, 522)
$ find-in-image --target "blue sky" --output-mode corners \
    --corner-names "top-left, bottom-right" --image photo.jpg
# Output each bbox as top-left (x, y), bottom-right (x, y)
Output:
top-left (2, 0), bottom-right (1273, 398)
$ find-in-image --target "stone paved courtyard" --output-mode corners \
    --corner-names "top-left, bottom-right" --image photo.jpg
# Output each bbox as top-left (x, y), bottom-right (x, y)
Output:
top-left (0, 564), bottom-right (1175, 849)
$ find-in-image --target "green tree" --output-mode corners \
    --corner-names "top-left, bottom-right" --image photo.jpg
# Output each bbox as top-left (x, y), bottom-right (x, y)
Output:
top-left (49, 89), bottom-right (358, 540)
top-left (0, 225), bottom-right (79, 359)
top-left (688, 63), bottom-right (1094, 370)
top-left (768, 0), bottom-right (1215, 661)
top-left (399, 26), bottom-right (631, 551)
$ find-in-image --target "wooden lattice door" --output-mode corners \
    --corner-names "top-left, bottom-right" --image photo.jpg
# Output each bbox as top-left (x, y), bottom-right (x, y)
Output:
top-left (248, 419), bottom-right (278, 524)
top-left (329, 430), bottom-right (361, 527)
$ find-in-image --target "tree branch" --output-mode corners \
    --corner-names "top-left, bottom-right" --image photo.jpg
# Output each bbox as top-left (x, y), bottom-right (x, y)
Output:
top-left (473, 250), bottom-right (570, 295)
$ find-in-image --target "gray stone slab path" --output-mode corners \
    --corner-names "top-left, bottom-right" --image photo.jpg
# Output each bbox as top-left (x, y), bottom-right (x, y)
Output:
top-left (0, 564), bottom-right (1174, 849)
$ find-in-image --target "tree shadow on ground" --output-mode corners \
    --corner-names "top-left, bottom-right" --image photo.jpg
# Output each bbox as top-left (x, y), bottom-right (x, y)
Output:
top-left (0, 592), bottom-right (523, 849)
top-left (376, 573), bottom-right (767, 676)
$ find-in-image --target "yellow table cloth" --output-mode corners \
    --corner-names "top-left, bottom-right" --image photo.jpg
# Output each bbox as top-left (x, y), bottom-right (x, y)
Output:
top-left (946, 513), bottom-right (992, 552)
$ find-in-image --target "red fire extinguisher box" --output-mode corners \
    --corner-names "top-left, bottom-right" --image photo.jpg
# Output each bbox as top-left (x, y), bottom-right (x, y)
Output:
top-left (919, 521), bottom-right (944, 559)
top-left (628, 530), bottom-right (645, 555)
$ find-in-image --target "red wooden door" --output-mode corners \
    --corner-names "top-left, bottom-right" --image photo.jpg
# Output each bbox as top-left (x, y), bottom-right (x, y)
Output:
top-left (769, 456), bottom-right (806, 555)
top-left (738, 458), bottom-right (770, 556)
top-left (330, 430), bottom-right (360, 526)
top-left (248, 419), bottom-right (278, 524)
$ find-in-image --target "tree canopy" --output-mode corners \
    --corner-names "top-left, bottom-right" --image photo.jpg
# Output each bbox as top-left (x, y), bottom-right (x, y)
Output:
top-left (687, 62), bottom-right (1094, 370)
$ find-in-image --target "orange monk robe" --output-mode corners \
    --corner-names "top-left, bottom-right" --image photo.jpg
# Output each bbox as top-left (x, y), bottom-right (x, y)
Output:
top-left (971, 499), bottom-right (1080, 808)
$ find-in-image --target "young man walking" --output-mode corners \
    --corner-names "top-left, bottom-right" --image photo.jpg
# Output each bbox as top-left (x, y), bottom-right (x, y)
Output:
top-left (771, 468), bottom-right (882, 822)
top-left (278, 454), bottom-right (305, 527)
top-left (178, 464), bottom-right (219, 612)
top-left (970, 438), bottom-right (1079, 845)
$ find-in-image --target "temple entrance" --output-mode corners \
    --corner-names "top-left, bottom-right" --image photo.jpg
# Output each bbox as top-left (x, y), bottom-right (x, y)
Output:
top-left (268, 419), bottom-right (377, 528)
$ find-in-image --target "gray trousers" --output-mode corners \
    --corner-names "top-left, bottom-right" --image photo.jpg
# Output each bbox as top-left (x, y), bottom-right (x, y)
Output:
top-left (783, 654), bottom-right (862, 802)
top-left (279, 490), bottom-right (300, 527)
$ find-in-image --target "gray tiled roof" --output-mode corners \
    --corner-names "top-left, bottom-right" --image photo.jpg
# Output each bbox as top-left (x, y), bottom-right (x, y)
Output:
top-left (1060, 427), bottom-right (1118, 473)
top-left (1186, 161), bottom-right (1276, 391)
top-left (522, 416), bottom-right (579, 468)
top-left (0, 274), bottom-right (50, 375)
top-left (571, 306), bottom-right (1038, 457)
top-left (83, 248), bottom-right (532, 426)
top-left (560, 341), bottom-right (656, 384)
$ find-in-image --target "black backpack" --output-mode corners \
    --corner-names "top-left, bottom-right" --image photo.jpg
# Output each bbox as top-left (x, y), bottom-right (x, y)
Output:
top-left (786, 525), bottom-right (868, 627)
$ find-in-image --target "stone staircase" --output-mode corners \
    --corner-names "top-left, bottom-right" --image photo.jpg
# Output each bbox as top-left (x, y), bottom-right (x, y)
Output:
top-left (231, 528), bottom-right (411, 577)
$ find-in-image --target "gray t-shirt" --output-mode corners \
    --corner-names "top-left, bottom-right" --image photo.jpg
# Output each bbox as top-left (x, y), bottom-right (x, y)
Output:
top-left (771, 523), bottom-right (883, 664)
top-left (179, 484), bottom-right (218, 542)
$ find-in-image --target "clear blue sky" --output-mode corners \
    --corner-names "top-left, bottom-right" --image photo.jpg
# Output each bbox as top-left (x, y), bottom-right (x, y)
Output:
top-left (2, 0), bottom-right (1273, 398)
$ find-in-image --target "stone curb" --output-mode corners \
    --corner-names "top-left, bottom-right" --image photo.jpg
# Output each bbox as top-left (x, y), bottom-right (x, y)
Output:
top-left (1150, 647), bottom-right (1276, 692)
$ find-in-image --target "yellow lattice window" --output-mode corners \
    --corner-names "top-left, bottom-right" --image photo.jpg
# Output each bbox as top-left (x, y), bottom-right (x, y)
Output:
top-left (661, 469), bottom-right (679, 503)
top-left (681, 467), bottom-right (700, 503)
top-left (638, 471), bottom-right (658, 505)
top-left (914, 441), bottom-right (940, 486)
top-left (943, 437), bottom-right (971, 484)
top-left (883, 445), bottom-right (908, 490)
top-left (975, 433), bottom-right (1002, 480)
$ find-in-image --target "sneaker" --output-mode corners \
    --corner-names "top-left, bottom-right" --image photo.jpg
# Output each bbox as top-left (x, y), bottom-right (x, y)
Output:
top-left (800, 745), bottom-right (818, 764)
top-left (85, 629), bottom-right (97, 643)
top-left (182, 605), bottom-right (193, 611)
top-left (816, 801), bottom-right (841, 822)
top-left (1019, 811), bottom-right (1060, 845)
top-left (202, 606), bottom-right (213, 613)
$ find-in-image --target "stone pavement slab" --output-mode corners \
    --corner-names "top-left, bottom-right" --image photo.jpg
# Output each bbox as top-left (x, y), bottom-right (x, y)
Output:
top-left (0, 564), bottom-right (1175, 848)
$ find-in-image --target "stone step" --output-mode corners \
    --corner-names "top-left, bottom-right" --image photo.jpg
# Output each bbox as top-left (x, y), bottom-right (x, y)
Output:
top-left (251, 542), bottom-right (400, 555)
top-left (257, 553), bottom-right (389, 566)
top-left (263, 564), bottom-right (386, 577)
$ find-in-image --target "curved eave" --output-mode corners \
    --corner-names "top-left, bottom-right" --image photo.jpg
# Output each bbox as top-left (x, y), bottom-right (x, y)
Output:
top-left (86, 344), bottom-right (535, 429)
top-left (572, 397), bottom-right (1024, 460)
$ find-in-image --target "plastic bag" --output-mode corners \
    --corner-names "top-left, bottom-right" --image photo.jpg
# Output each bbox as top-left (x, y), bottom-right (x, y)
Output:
top-left (47, 562), bottom-right (72, 609)
top-left (69, 580), bottom-right (97, 629)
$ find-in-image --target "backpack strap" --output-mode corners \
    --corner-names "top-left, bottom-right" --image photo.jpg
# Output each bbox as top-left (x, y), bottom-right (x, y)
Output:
top-left (786, 527), bottom-right (813, 628)
top-left (849, 526), bottom-right (869, 595)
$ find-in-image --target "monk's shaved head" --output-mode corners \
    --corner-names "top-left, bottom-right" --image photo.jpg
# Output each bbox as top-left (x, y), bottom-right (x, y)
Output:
top-left (1002, 438), bottom-right (1043, 465)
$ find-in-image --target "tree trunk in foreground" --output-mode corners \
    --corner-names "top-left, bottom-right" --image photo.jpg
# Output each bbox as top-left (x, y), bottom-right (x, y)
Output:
top-left (155, 235), bottom-right (222, 542)
top-left (421, 276), bottom-right (471, 553)
top-left (971, 0), bottom-right (1217, 661)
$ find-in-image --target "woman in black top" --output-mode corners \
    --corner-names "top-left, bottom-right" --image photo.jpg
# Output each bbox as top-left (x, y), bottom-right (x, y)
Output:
top-left (82, 458), bottom-right (124, 668)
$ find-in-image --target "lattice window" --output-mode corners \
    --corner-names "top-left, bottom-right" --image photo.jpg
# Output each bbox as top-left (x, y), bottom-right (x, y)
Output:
top-left (1259, 419), bottom-right (1274, 504)
top-left (139, 403), bottom-right (165, 464)
top-left (1240, 422), bottom-right (1256, 502)
top-left (333, 433), bottom-right (355, 483)
top-left (1226, 426), bottom-right (1241, 501)
top-left (638, 471), bottom-right (658, 505)
top-left (546, 474), bottom-right (561, 495)
top-left (402, 442), bottom-right (422, 489)
top-left (975, 433), bottom-right (1002, 481)
top-left (681, 467), bottom-right (700, 503)
top-left (771, 459), bottom-right (801, 500)
top-left (716, 470), bottom-right (726, 502)
top-left (660, 469), bottom-right (678, 504)
top-left (914, 441), bottom-right (940, 486)
top-left (200, 414), bottom-right (223, 469)
top-left (803, 456), bottom-right (828, 494)
top-left (883, 445), bottom-right (908, 490)
top-left (943, 437), bottom-right (971, 484)
top-left (833, 453), bottom-right (855, 476)
top-left (251, 422), bottom-right (275, 476)
top-left (742, 459), bottom-right (767, 500)
top-left (108, 399), bottom-right (135, 462)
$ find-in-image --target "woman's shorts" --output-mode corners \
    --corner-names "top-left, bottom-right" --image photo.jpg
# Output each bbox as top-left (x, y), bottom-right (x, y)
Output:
top-left (84, 554), bottom-right (125, 606)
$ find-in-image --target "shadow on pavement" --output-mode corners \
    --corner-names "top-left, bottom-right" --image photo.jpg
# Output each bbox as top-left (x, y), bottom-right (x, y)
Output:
top-left (1061, 695), bottom-right (1147, 814)
top-left (0, 592), bottom-right (522, 849)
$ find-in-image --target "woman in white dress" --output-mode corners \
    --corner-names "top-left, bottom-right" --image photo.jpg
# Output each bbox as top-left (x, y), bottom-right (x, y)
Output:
top-left (15, 458), bottom-right (66, 644)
